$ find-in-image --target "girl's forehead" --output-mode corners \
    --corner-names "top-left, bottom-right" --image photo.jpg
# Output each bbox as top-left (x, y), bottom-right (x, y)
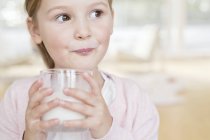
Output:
top-left (40, 0), bottom-right (110, 7)
top-left (37, 0), bottom-right (111, 15)
top-left (37, 0), bottom-right (110, 13)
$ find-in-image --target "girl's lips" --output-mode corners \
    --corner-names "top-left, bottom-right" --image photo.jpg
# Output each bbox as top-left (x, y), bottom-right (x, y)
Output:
top-left (72, 48), bottom-right (95, 56)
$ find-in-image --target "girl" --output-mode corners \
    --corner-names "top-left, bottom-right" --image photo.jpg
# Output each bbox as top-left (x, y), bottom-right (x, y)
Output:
top-left (0, 0), bottom-right (159, 139)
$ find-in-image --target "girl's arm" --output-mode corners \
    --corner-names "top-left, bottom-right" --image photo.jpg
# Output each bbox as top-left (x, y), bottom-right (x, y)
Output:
top-left (0, 80), bottom-right (60, 140)
top-left (0, 84), bottom-right (22, 140)
top-left (90, 88), bottom-right (159, 140)
top-left (91, 106), bottom-right (159, 140)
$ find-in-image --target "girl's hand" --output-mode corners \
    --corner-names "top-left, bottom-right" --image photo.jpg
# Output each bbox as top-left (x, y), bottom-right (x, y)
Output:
top-left (24, 80), bottom-right (60, 140)
top-left (61, 73), bottom-right (113, 139)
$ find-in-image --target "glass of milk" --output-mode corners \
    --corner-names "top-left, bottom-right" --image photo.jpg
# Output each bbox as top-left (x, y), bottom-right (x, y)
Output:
top-left (40, 69), bottom-right (91, 123)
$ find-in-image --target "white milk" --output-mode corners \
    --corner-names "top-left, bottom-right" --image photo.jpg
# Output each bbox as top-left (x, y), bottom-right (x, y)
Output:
top-left (42, 92), bottom-right (85, 122)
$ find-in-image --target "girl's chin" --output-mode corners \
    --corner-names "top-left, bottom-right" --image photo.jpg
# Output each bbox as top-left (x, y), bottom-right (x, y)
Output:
top-left (54, 65), bottom-right (97, 71)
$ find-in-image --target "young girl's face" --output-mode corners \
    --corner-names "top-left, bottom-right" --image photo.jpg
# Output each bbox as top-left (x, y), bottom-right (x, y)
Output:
top-left (31, 0), bottom-right (113, 69)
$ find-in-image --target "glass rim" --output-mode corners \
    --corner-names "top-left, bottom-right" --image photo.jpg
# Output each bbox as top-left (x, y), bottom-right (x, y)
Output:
top-left (40, 68), bottom-right (93, 75)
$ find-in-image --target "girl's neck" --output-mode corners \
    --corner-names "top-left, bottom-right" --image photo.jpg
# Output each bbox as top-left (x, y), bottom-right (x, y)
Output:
top-left (92, 68), bottom-right (104, 91)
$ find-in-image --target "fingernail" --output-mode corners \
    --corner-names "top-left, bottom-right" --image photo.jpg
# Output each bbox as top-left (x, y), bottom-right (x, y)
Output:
top-left (59, 100), bottom-right (65, 105)
top-left (54, 98), bottom-right (59, 103)
top-left (63, 90), bottom-right (68, 96)
top-left (64, 88), bottom-right (73, 95)
top-left (47, 88), bottom-right (53, 92)
top-left (83, 72), bottom-right (89, 76)
top-left (46, 89), bottom-right (53, 95)
top-left (63, 121), bottom-right (69, 127)
top-left (64, 88), bottom-right (69, 92)
top-left (60, 120), bottom-right (63, 125)
top-left (37, 79), bottom-right (43, 85)
top-left (54, 119), bottom-right (60, 124)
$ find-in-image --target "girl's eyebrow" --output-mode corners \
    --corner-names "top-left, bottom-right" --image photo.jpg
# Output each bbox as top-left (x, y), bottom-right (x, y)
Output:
top-left (90, 1), bottom-right (109, 8)
top-left (47, 2), bottom-right (108, 14)
top-left (47, 6), bottom-right (68, 14)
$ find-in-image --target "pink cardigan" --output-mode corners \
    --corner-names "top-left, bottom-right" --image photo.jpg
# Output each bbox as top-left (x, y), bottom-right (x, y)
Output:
top-left (0, 74), bottom-right (159, 140)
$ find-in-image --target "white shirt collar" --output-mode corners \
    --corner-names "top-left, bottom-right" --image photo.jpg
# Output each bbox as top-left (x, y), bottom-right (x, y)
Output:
top-left (101, 72), bottom-right (116, 106)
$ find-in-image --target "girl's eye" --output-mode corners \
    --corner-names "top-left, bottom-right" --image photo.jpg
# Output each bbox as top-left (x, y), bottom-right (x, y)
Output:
top-left (56, 14), bottom-right (71, 22)
top-left (90, 10), bottom-right (104, 19)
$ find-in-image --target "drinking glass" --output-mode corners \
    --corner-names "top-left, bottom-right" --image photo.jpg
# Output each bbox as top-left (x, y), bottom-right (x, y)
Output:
top-left (40, 69), bottom-right (91, 122)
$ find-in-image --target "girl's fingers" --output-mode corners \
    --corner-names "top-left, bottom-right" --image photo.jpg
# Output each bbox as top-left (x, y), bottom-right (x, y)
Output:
top-left (28, 80), bottom-right (43, 98)
top-left (60, 100), bottom-right (93, 116)
top-left (82, 73), bottom-right (101, 96)
top-left (63, 119), bottom-right (90, 129)
top-left (64, 89), bottom-right (97, 106)
top-left (28, 88), bottom-right (53, 110)
top-left (31, 99), bottom-right (60, 119)
top-left (34, 119), bottom-right (60, 131)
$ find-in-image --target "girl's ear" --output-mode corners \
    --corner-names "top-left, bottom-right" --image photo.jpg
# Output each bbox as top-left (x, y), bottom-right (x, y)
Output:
top-left (27, 17), bottom-right (42, 44)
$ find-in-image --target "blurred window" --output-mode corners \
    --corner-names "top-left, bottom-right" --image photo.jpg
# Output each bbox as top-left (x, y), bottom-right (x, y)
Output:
top-left (114, 0), bottom-right (163, 26)
top-left (185, 0), bottom-right (210, 49)
top-left (0, 0), bottom-right (25, 27)
top-left (187, 0), bottom-right (210, 24)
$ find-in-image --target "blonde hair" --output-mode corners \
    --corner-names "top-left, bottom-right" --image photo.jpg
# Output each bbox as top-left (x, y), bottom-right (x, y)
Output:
top-left (25, 0), bottom-right (113, 68)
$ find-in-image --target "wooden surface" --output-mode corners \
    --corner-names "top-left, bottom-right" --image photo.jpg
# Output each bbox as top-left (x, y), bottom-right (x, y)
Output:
top-left (158, 81), bottom-right (210, 140)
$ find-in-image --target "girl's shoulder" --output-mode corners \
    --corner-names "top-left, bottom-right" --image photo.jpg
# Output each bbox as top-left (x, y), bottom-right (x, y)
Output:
top-left (105, 73), bottom-right (159, 124)
top-left (106, 73), bottom-right (143, 91)
top-left (104, 73), bottom-right (149, 100)
top-left (9, 76), bottom-right (39, 91)
top-left (3, 76), bottom-right (39, 101)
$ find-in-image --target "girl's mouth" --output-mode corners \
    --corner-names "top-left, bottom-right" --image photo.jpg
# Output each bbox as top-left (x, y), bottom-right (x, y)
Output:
top-left (72, 48), bottom-right (95, 56)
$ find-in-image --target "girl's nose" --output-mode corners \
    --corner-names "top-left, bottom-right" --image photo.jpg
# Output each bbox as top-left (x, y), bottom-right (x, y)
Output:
top-left (74, 20), bottom-right (91, 40)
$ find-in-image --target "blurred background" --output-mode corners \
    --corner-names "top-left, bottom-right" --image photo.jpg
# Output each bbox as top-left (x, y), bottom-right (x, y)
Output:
top-left (0, 0), bottom-right (210, 139)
